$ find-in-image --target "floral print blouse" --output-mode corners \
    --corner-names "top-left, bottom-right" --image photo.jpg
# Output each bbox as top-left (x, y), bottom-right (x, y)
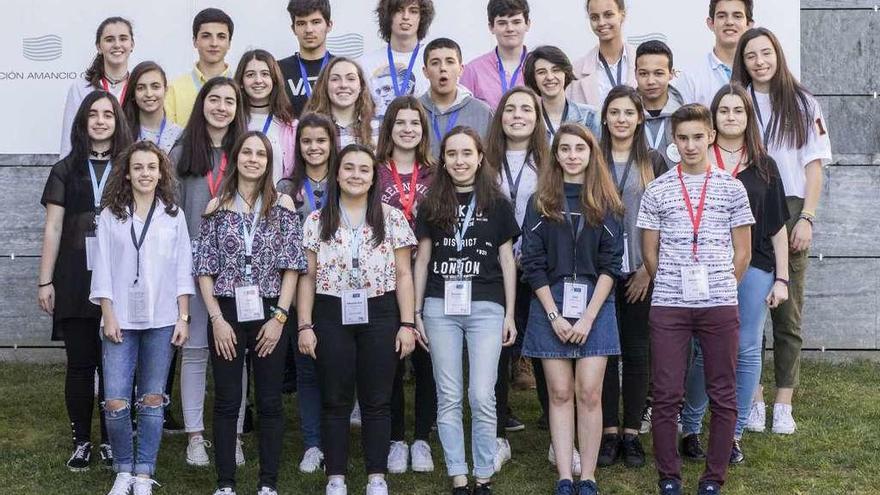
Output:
top-left (302, 205), bottom-right (416, 298)
top-left (193, 203), bottom-right (307, 297)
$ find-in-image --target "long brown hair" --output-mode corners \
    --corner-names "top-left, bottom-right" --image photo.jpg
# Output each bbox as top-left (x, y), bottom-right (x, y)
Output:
top-left (305, 57), bottom-right (376, 148)
top-left (289, 112), bottom-right (339, 192)
top-left (536, 123), bottom-right (623, 226)
top-left (376, 96), bottom-right (435, 168)
top-left (85, 17), bottom-right (134, 89)
top-left (710, 83), bottom-right (773, 183)
top-left (319, 144), bottom-right (386, 246)
top-left (234, 49), bottom-right (296, 124)
top-left (177, 77), bottom-right (248, 177)
top-left (101, 141), bottom-right (179, 220)
top-left (121, 61), bottom-right (168, 140)
top-left (421, 126), bottom-right (504, 233)
top-left (733, 27), bottom-right (813, 150)
top-left (485, 87), bottom-right (549, 177)
top-left (599, 85), bottom-right (655, 189)
top-left (212, 131), bottom-right (278, 219)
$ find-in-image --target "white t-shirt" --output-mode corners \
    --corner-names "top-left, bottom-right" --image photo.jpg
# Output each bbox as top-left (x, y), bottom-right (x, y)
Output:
top-left (679, 50), bottom-right (732, 107)
top-left (358, 45), bottom-right (430, 120)
top-left (248, 112), bottom-right (289, 185)
top-left (596, 48), bottom-right (629, 110)
top-left (498, 149), bottom-right (537, 257)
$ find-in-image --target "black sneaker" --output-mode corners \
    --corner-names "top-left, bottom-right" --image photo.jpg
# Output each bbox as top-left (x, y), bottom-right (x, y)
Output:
top-left (98, 443), bottom-right (113, 468)
top-left (658, 479), bottom-right (682, 495)
top-left (66, 441), bottom-right (92, 471)
top-left (729, 438), bottom-right (744, 465)
top-left (452, 485), bottom-right (470, 495)
top-left (697, 481), bottom-right (721, 495)
top-left (575, 479), bottom-right (599, 495)
top-left (621, 433), bottom-right (646, 468)
top-left (680, 434), bottom-right (706, 461)
top-left (163, 410), bottom-right (185, 435)
top-left (473, 482), bottom-right (493, 495)
top-left (504, 414), bottom-right (525, 432)
top-left (537, 413), bottom-right (549, 431)
top-left (554, 479), bottom-right (575, 495)
top-left (596, 433), bottom-right (620, 467)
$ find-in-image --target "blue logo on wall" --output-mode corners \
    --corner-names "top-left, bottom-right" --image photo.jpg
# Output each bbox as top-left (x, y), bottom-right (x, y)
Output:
top-left (23, 35), bottom-right (62, 62)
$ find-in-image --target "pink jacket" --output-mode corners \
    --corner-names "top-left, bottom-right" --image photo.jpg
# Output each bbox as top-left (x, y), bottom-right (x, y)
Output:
top-left (566, 44), bottom-right (638, 108)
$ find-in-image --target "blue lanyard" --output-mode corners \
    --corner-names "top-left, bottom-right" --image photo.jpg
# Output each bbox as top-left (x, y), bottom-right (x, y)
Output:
top-left (303, 178), bottom-right (324, 211)
top-left (431, 108), bottom-right (460, 143)
top-left (139, 117), bottom-right (166, 145)
top-left (387, 43), bottom-right (421, 97)
top-left (261, 114), bottom-right (273, 134)
top-left (298, 52), bottom-right (330, 98)
top-left (454, 194), bottom-right (477, 275)
top-left (495, 47), bottom-right (527, 94)
top-left (87, 159), bottom-right (112, 211)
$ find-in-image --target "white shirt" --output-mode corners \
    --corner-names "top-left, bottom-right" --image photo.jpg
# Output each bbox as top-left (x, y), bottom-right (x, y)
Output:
top-left (358, 46), bottom-right (430, 120)
top-left (679, 50), bottom-right (732, 107)
top-left (595, 47), bottom-right (629, 109)
top-left (89, 200), bottom-right (196, 330)
top-left (139, 120), bottom-right (183, 155)
top-left (498, 149), bottom-right (537, 257)
top-left (248, 112), bottom-right (288, 185)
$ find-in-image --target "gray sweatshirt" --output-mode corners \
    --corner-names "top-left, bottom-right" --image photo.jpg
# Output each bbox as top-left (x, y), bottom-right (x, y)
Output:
top-left (418, 86), bottom-right (494, 159)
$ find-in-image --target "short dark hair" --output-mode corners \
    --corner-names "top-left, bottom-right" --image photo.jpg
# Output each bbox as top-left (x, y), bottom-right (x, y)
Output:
top-left (709, 0), bottom-right (754, 23)
top-left (287, 0), bottom-right (332, 24)
top-left (488, 0), bottom-right (530, 24)
top-left (192, 8), bottom-right (234, 39)
top-left (635, 40), bottom-right (674, 71)
top-left (670, 103), bottom-right (713, 134)
top-left (423, 37), bottom-right (462, 66)
top-left (375, 0), bottom-right (436, 42)
top-left (524, 45), bottom-right (576, 93)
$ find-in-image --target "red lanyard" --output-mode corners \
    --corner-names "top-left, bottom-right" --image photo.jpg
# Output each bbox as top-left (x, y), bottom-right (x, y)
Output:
top-left (101, 77), bottom-right (129, 103)
top-left (677, 164), bottom-right (711, 261)
top-left (389, 161), bottom-right (420, 221)
top-left (713, 144), bottom-right (745, 178)
top-left (206, 153), bottom-right (228, 198)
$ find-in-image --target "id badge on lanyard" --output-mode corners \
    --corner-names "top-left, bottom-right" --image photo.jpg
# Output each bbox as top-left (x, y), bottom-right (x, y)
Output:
top-left (342, 288), bottom-right (369, 325)
top-left (681, 265), bottom-right (710, 301)
top-left (85, 234), bottom-right (98, 271)
top-left (622, 232), bottom-right (631, 274)
top-left (444, 273), bottom-right (472, 316)
top-left (235, 284), bottom-right (264, 322)
top-left (562, 277), bottom-right (589, 319)
top-left (677, 164), bottom-right (711, 302)
top-left (128, 282), bottom-right (149, 323)
top-left (235, 194), bottom-right (265, 322)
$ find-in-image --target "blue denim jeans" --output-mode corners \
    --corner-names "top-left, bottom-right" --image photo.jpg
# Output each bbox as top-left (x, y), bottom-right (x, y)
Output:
top-left (102, 326), bottom-right (175, 476)
top-left (295, 348), bottom-right (322, 449)
top-left (423, 297), bottom-right (504, 479)
top-left (681, 266), bottom-right (774, 438)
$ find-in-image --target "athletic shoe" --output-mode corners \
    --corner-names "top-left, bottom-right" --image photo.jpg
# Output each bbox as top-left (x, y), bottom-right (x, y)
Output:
top-left (680, 434), bottom-right (706, 461)
top-left (554, 479), bottom-right (575, 495)
top-left (410, 440), bottom-right (435, 472)
top-left (473, 482), bottom-right (493, 495)
top-left (365, 478), bottom-right (389, 495)
top-left (697, 481), bottom-right (721, 494)
top-left (596, 434), bottom-right (620, 467)
top-left (621, 433), bottom-right (646, 468)
top-left (325, 479), bottom-right (347, 495)
top-left (746, 401), bottom-right (766, 432)
top-left (299, 446), bottom-right (324, 473)
top-left (729, 438), bottom-right (744, 465)
top-left (256, 487), bottom-right (278, 495)
top-left (640, 405), bottom-right (653, 434)
top-left (493, 437), bottom-right (511, 472)
top-left (67, 441), bottom-right (92, 472)
top-left (163, 410), bottom-right (185, 435)
top-left (658, 479), bottom-right (682, 495)
top-left (511, 357), bottom-right (536, 390)
top-left (350, 402), bottom-right (362, 428)
top-left (575, 479), bottom-right (599, 495)
top-left (186, 435), bottom-right (211, 466)
top-left (236, 438), bottom-right (245, 466)
top-left (547, 444), bottom-right (582, 477)
top-left (504, 414), bottom-right (526, 432)
top-left (106, 472), bottom-right (133, 495)
top-left (387, 441), bottom-right (409, 473)
top-left (771, 403), bottom-right (796, 435)
top-left (99, 443), bottom-right (114, 468)
top-left (452, 485), bottom-right (471, 495)
top-left (132, 477), bottom-right (160, 495)
top-left (213, 488), bottom-right (236, 495)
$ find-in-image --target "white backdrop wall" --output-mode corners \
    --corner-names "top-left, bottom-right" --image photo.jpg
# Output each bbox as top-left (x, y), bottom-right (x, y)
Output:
top-left (0, 0), bottom-right (799, 154)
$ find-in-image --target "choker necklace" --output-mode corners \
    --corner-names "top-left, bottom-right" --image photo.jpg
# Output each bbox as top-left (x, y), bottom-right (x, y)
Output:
top-left (718, 144), bottom-right (745, 154)
top-left (251, 102), bottom-right (270, 109)
top-left (89, 149), bottom-right (112, 159)
top-left (104, 73), bottom-right (129, 86)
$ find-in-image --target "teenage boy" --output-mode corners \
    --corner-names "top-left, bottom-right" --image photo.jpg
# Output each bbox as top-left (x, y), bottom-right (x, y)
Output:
top-left (166, 8), bottom-right (234, 126)
top-left (358, 0), bottom-right (435, 119)
top-left (638, 104), bottom-right (754, 495)
top-left (636, 40), bottom-right (685, 169)
top-left (460, 0), bottom-right (531, 110)
top-left (279, 0), bottom-right (335, 117)
top-left (680, 0), bottom-right (754, 106)
top-left (418, 38), bottom-right (494, 158)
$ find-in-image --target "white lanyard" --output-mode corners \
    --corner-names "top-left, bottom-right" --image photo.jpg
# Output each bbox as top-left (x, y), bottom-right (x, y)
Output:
top-left (235, 193), bottom-right (263, 278)
top-left (644, 119), bottom-right (666, 150)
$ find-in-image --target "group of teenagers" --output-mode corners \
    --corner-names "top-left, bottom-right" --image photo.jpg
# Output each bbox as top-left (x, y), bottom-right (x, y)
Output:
top-left (36, 0), bottom-right (832, 494)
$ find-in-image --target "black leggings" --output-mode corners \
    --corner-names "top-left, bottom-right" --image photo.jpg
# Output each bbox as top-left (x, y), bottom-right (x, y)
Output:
top-left (390, 345), bottom-right (436, 442)
top-left (62, 317), bottom-right (108, 444)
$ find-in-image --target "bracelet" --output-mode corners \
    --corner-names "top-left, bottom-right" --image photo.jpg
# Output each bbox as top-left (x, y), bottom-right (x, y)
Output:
top-left (775, 277), bottom-right (790, 286)
top-left (798, 214), bottom-right (814, 226)
top-left (414, 309), bottom-right (423, 316)
top-left (209, 313), bottom-right (224, 322)
top-left (800, 209), bottom-right (816, 218)
top-left (297, 323), bottom-right (314, 332)
top-left (400, 322), bottom-right (417, 329)
top-left (270, 305), bottom-right (290, 317)
top-left (38, 280), bottom-right (53, 288)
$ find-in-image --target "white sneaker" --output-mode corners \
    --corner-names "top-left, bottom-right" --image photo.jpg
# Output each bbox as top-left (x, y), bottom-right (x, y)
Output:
top-left (772, 403), bottom-right (797, 434)
top-left (365, 478), bottom-right (389, 495)
top-left (256, 487), bottom-right (278, 495)
top-left (387, 441), bottom-right (409, 473)
top-left (299, 446), bottom-right (324, 473)
top-left (493, 437), bottom-right (511, 473)
top-left (639, 405), bottom-right (653, 434)
top-left (350, 402), bottom-right (362, 428)
top-left (410, 440), bottom-right (434, 472)
top-left (236, 438), bottom-right (246, 466)
top-left (132, 477), bottom-right (160, 495)
top-left (186, 435), bottom-right (211, 466)
top-left (547, 445), bottom-right (582, 477)
top-left (213, 488), bottom-right (236, 495)
top-left (326, 478), bottom-right (348, 495)
top-left (107, 472), bottom-right (133, 495)
top-left (746, 401), bottom-right (766, 432)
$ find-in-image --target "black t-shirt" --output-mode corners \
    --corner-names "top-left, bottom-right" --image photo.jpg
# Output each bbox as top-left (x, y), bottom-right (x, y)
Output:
top-left (278, 52), bottom-right (335, 117)
top-left (415, 192), bottom-right (521, 306)
top-left (736, 158), bottom-right (790, 273)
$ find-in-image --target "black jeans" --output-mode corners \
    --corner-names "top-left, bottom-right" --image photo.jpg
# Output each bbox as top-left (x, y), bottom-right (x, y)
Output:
top-left (211, 297), bottom-right (288, 490)
top-left (602, 279), bottom-right (652, 431)
top-left (391, 345), bottom-right (436, 442)
top-left (63, 317), bottom-right (108, 444)
top-left (314, 292), bottom-right (399, 476)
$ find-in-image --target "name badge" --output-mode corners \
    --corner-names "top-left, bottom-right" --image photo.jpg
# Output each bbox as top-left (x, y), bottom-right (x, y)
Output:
top-left (622, 232), bottom-right (631, 274)
top-left (235, 284), bottom-right (265, 322)
top-left (681, 265), bottom-right (710, 301)
top-left (444, 277), bottom-right (472, 316)
top-left (85, 235), bottom-right (98, 271)
top-left (127, 282), bottom-right (149, 323)
top-left (562, 278), bottom-right (589, 319)
top-left (342, 289), bottom-right (369, 325)
top-left (666, 143), bottom-right (681, 163)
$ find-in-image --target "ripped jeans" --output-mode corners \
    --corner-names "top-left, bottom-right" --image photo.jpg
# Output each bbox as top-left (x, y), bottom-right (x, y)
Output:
top-left (102, 325), bottom-right (175, 476)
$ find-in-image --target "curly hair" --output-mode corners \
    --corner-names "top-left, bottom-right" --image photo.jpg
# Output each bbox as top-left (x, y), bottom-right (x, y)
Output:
top-left (101, 140), bottom-right (179, 220)
top-left (375, 0), bottom-right (435, 42)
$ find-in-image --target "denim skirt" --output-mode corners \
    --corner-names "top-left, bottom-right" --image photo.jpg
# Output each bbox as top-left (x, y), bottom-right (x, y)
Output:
top-left (522, 280), bottom-right (620, 359)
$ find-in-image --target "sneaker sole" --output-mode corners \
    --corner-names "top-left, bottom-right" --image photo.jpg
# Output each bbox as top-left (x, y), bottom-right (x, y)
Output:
top-left (387, 466), bottom-right (407, 474)
top-left (504, 424), bottom-right (526, 432)
top-left (67, 465), bottom-right (90, 472)
top-left (745, 425), bottom-right (766, 433)
top-left (186, 458), bottom-right (211, 467)
top-left (411, 463), bottom-right (434, 472)
top-left (771, 427), bottom-right (795, 435)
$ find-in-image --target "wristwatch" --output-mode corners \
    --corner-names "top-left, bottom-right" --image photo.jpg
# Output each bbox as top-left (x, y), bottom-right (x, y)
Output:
top-left (547, 311), bottom-right (559, 322)
top-left (273, 310), bottom-right (289, 324)
top-left (179, 314), bottom-right (191, 324)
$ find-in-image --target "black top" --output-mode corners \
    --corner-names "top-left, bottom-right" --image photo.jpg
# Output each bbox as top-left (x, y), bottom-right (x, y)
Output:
top-left (521, 183), bottom-right (624, 291)
top-left (40, 155), bottom-right (108, 338)
top-left (415, 192), bottom-right (520, 306)
top-left (736, 159), bottom-right (790, 273)
top-left (278, 52), bottom-right (335, 117)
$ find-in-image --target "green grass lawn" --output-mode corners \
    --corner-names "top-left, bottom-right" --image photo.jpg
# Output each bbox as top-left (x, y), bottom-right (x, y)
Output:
top-left (1, 359), bottom-right (878, 494)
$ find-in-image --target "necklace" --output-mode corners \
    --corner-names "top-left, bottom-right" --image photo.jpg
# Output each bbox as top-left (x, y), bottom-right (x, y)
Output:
top-left (717, 144), bottom-right (745, 154)
top-left (89, 149), bottom-right (112, 158)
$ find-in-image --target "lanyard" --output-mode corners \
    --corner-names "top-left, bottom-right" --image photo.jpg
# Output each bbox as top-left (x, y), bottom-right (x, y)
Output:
top-left (129, 197), bottom-right (158, 284)
top-left (341, 207), bottom-right (365, 275)
top-left (387, 43), bottom-right (421, 97)
top-left (608, 151), bottom-right (635, 194)
top-left (562, 192), bottom-right (586, 278)
top-left (431, 108), bottom-right (460, 143)
top-left (749, 85), bottom-right (772, 145)
top-left (388, 161), bottom-right (420, 221)
top-left (297, 52), bottom-right (330, 98)
top-left (139, 117), bottom-right (167, 145)
top-left (542, 101), bottom-right (570, 138)
top-left (644, 119), bottom-right (666, 150)
top-left (454, 193), bottom-right (477, 275)
top-left (206, 152), bottom-right (228, 198)
top-left (261, 114), bottom-right (273, 135)
top-left (713, 144), bottom-right (745, 178)
top-left (101, 77), bottom-right (129, 102)
top-left (303, 178), bottom-right (324, 211)
top-left (677, 164), bottom-right (712, 261)
top-left (495, 47), bottom-right (527, 94)
top-left (502, 152), bottom-right (534, 204)
top-left (88, 159), bottom-right (112, 212)
top-left (598, 49), bottom-right (624, 87)
top-left (235, 193), bottom-right (264, 278)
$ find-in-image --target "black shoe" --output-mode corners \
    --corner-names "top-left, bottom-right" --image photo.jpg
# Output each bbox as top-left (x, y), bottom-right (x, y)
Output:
top-left (554, 479), bottom-right (575, 495)
top-left (163, 410), bottom-right (185, 435)
top-left (243, 404), bottom-right (255, 434)
top-left (621, 433), bottom-right (646, 468)
top-left (680, 434), bottom-right (706, 461)
top-left (504, 414), bottom-right (525, 432)
top-left (452, 485), bottom-right (470, 495)
top-left (729, 438), bottom-right (744, 465)
top-left (658, 479), bottom-right (682, 495)
top-left (98, 443), bottom-right (113, 468)
top-left (596, 433), bottom-right (620, 467)
top-left (537, 413), bottom-right (549, 431)
top-left (66, 441), bottom-right (92, 472)
top-left (473, 482), bottom-right (493, 495)
top-left (697, 481), bottom-right (721, 495)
